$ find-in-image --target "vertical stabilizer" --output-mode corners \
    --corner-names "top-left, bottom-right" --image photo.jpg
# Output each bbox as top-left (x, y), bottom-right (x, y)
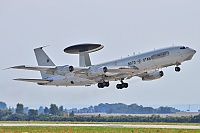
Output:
top-left (79, 52), bottom-right (91, 67)
top-left (34, 47), bottom-right (55, 79)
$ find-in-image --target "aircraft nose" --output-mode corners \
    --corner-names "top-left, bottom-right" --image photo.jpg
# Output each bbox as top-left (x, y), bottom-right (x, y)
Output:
top-left (189, 48), bottom-right (196, 55)
top-left (192, 49), bottom-right (196, 54)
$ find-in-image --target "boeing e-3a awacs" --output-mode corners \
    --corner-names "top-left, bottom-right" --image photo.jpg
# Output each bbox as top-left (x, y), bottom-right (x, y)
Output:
top-left (10, 44), bottom-right (196, 89)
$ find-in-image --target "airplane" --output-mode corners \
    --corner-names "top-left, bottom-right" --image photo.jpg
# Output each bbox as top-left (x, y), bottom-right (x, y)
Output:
top-left (9, 44), bottom-right (196, 89)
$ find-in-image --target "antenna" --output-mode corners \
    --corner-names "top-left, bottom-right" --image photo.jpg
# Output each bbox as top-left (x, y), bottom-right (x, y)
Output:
top-left (42, 45), bottom-right (50, 48)
top-left (187, 104), bottom-right (190, 112)
top-left (36, 45), bottom-right (50, 49)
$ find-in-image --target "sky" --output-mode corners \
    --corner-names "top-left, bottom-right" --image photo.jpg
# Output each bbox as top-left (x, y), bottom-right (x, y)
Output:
top-left (0, 0), bottom-right (200, 111)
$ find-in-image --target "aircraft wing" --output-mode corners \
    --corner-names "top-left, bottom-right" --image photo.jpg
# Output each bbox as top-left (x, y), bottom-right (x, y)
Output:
top-left (13, 78), bottom-right (52, 84)
top-left (10, 65), bottom-right (138, 80)
top-left (10, 65), bottom-right (56, 71)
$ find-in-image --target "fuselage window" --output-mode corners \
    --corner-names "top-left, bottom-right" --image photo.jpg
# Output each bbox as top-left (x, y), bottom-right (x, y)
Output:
top-left (151, 51), bottom-right (169, 59)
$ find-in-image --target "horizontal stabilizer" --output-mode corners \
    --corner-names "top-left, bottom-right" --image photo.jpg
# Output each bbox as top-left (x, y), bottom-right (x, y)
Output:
top-left (10, 65), bottom-right (56, 71)
top-left (13, 78), bottom-right (52, 84)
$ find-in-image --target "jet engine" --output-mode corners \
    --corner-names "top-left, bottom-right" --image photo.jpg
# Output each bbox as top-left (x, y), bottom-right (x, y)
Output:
top-left (142, 70), bottom-right (164, 81)
top-left (52, 65), bottom-right (74, 76)
top-left (87, 66), bottom-right (107, 76)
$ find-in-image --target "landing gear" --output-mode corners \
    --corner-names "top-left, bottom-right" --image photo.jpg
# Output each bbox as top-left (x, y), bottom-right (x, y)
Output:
top-left (116, 80), bottom-right (128, 89)
top-left (175, 66), bottom-right (181, 72)
top-left (97, 82), bottom-right (110, 88)
top-left (175, 62), bottom-right (181, 72)
top-left (98, 83), bottom-right (104, 88)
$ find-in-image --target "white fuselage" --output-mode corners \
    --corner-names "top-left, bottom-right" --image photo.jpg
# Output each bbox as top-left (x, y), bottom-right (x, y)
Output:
top-left (46, 46), bottom-right (196, 86)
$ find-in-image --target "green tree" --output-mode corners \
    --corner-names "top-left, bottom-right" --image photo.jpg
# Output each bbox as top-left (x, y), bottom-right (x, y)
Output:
top-left (49, 104), bottom-right (59, 115)
top-left (28, 109), bottom-right (38, 120)
top-left (0, 109), bottom-right (12, 120)
top-left (6, 113), bottom-right (28, 121)
top-left (59, 106), bottom-right (63, 112)
top-left (69, 111), bottom-right (74, 117)
top-left (44, 107), bottom-right (49, 114)
top-left (0, 101), bottom-right (7, 110)
top-left (157, 106), bottom-right (171, 114)
top-left (16, 103), bottom-right (24, 114)
top-left (38, 106), bottom-right (44, 114)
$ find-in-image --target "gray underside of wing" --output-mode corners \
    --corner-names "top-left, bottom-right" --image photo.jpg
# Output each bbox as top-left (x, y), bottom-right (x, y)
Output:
top-left (10, 65), bottom-right (56, 71)
top-left (74, 66), bottom-right (138, 82)
top-left (13, 78), bottom-right (53, 84)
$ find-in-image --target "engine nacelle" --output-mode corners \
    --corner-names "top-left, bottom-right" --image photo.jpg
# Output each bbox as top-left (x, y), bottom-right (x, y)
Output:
top-left (87, 66), bottom-right (107, 76)
top-left (53, 65), bottom-right (74, 76)
top-left (142, 70), bottom-right (164, 81)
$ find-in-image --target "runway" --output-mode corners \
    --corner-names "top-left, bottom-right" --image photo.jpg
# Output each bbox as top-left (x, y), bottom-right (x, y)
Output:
top-left (1, 123), bottom-right (200, 129)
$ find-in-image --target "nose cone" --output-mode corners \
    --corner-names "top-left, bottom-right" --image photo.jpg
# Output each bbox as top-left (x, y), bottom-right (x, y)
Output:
top-left (190, 49), bottom-right (196, 55)
top-left (187, 48), bottom-right (196, 60)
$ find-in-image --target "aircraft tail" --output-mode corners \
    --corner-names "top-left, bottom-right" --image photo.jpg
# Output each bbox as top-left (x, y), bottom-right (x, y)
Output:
top-left (34, 47), bottom-right (55, 79)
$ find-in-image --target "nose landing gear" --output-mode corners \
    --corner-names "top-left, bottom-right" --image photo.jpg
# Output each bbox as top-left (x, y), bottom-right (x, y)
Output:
top-left (175, 62), bottom-right (181, 72)
top-left (175, 66), bottom-right (181, 72)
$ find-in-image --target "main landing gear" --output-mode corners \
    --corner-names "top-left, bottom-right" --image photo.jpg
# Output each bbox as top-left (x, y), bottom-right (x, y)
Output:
top-left (97, 82), bottom-right (110, 88)
top-left (116, 80), bottom-right (128, 89)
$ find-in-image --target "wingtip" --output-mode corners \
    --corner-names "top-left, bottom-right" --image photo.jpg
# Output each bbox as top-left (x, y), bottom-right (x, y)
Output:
top-left (13, 78), bottom-right (19, 81)
top-left (13, 78), bottom-right (21, 80)
top-left (3, 66), bottom-right (19, 70)
top-left (2, 65), bottom-right (24, 70)
top-left (13, 78), bottom-right (25, 81)
top-left (9, 65), bottom-right (25, 69)
top-left (2, 68), bottom-right (10, 70)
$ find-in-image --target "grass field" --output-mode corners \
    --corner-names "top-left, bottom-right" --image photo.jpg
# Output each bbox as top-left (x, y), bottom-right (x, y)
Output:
top-left (0, 122), bottom-right (200, 133)
top-left (1, 121), bottom-right (200, 125)
top-left (0, 126), bottom-right (200, 133)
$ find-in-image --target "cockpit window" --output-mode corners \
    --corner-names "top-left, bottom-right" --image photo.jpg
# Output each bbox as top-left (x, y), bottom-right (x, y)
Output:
top-left (180, 46), bottom-right (186, 49)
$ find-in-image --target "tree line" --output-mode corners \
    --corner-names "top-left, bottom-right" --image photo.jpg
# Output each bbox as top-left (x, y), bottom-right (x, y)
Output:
top-left (0, 109), bottom-right (200, 123)
top-left (0, 101), bottom-right (200, 122)
top-left (0, 102), bottom-right (181, 114)
top-left (93, 103), bottom-right (180, 114)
